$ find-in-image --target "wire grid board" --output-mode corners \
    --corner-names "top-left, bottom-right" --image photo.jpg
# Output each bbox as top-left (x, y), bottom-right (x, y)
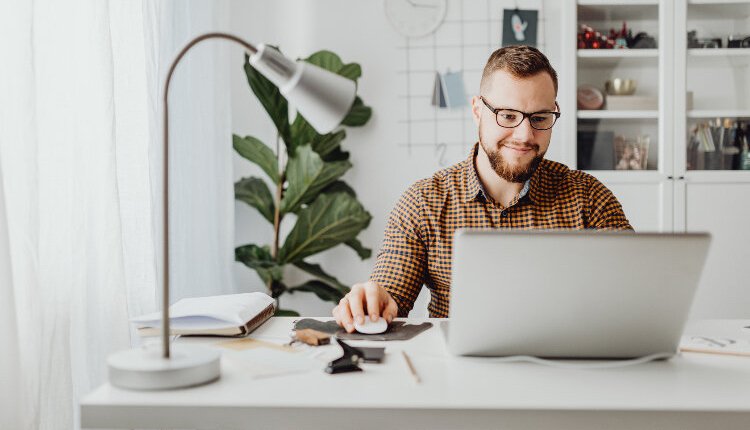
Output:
top-left (396, 0), bottom-right (546, 167)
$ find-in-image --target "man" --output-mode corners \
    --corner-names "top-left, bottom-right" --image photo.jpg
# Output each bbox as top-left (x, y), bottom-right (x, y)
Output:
top-left (333, 45), bottom-right (632, 332)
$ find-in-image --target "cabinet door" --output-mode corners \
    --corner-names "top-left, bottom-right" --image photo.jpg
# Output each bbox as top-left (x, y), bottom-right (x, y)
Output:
top-left (685, 182), bottom-right (750, 318)
top-left (601, 179), bottom-right (673, 232)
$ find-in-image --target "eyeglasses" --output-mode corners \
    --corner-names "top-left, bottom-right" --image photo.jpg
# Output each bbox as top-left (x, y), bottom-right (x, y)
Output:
top-left (480, 96), bottom-right (561, 131)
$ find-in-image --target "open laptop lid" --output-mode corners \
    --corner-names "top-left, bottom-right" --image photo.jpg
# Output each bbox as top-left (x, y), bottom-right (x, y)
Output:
top-left (447, 230), bottom-right (711, 358)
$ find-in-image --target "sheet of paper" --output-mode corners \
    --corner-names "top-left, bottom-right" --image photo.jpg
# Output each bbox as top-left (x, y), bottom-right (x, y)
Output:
top-left (441, 70), bottom-right (467, 108)
top-left (679, 335), bottom-right (750, 357)
top-left (223, 347), bottom-right (323, 379)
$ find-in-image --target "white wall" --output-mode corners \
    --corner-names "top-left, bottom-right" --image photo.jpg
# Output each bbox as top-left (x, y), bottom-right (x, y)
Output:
top-left (229, 0), bottom-right (564, 315)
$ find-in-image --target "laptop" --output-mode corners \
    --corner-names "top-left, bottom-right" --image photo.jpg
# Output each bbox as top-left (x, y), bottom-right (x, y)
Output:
top-left (444, 230), bottom-right (711, 358)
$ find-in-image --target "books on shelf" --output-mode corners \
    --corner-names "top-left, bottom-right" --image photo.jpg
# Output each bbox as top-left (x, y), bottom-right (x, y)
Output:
top-left (131, 292), bottom-right (276, 337)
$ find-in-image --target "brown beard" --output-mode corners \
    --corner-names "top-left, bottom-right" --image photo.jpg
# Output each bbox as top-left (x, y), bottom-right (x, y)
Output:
top-left (479, 132), bottom-right (545, 183)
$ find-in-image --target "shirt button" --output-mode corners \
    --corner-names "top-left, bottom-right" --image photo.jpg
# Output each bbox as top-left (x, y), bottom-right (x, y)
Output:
top-left (501, 211), bottom-right (508, 218)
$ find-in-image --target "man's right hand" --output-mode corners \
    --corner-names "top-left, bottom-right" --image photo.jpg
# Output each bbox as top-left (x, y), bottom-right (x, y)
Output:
top-left (332, 281), bottom-right (398, 333)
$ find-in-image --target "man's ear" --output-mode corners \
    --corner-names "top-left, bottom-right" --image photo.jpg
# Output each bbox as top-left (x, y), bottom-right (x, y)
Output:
top-left (470, 96), bottom-right (482, 127)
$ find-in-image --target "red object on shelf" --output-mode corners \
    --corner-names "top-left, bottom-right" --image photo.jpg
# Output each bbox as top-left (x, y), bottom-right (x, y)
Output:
top-left (578, 22), bottom-right (625, 50)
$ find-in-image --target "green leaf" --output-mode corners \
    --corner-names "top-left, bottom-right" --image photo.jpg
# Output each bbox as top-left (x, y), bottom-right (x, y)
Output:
top-left (341, 96), bottom-right (372, 127)
top-left (338, 63), bottom-right (362, 81)
top-left (278, 193), bottom-right (372, 264)
top-left (269, 280), bottom-right (287, 299)
top-left (304, 50), bottom-right (344, 73)
top-left (280, 144), bottom-right (351, 214)
top-left (293, 261), bottom-right (349, 293)
top-left (321, 180), bottom-right (356, 197)
top-left (319, 147), bottom-right (350, 162)
top-left (311, 129), bottom-right (346, 159)
top-left (235, 244), bottom-right (282, 284)
top-left (289, 280), bottom-right (345, 303)
top-left (234, 177), bottom-right (275, 223)
top-left (290, 114), bottom-right (318, 155)
top-left (243, 53), bottom-right (291, 145)
top-left (274, 308), bottom-right (300, 317)
top-left (344, 238), bottom-right (372, 260)
top-left (233, 135), bottom-right (280, 183)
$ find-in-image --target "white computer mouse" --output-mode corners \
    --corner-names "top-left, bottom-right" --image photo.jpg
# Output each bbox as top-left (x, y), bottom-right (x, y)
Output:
top-left (353, 317), bottom-right (388, 334)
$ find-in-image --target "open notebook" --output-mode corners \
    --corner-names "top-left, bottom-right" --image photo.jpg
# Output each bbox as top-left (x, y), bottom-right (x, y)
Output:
top-left (131, 292), bottom-right (276, 337)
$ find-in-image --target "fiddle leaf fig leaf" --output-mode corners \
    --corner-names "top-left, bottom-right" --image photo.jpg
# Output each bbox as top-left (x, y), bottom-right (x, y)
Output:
top-left (288, 280), bottom-right (345, 303)
top-left (344, 238), bottom-right (372, 260)
top-left (274, 308), bottom-right (300, 317)
top-left (312, 129), bottom-right (346, 160)
top-left (243, 53), bottom-right (291, 145)
top-left (304, 50), bottom-right (344, 73)
top-left (233, 135), bottom-right (280, 183)
top-left (280, 145), bottom-right (351, 214)
top-left (338, 63), bottom-right (362, 81)
top-left (234, 177), bottom-right (275, 224)
top-left (269, 280), bottom-right (287, 299)
top-left (321, 180), bottom-right (356, 197)
top-left (341, 96), bottom-right (372, 127)
top-left (278, 193), bottom-right (372, 264)
top-left (293, 260), bottom-right (349, 294)
top-left (235, 244), bottom-right (282, 284)
top-left (290, 113), bottom-right (318, 155)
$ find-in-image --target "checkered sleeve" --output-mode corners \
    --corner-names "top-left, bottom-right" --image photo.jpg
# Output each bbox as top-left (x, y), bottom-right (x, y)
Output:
top-left (587, 177), bottom-right (634, 231)
top-left (369, 183), bottom-right (427, 317)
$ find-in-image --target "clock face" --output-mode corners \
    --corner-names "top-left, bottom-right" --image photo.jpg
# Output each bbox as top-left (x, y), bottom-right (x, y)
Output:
top-left (384, 0), bottom-right (448, 38)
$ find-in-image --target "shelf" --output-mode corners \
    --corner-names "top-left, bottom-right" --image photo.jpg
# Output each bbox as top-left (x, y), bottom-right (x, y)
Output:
top-left (583, 170), bottom-right (665, 183)
top-left (578, 2), bottom-right (660, 22)
top-left (578, 49), bottom-right (659, 58)
top-left (578, 0), bottom-right (658, 5)
top-left (687, 1), bottom-right (750, 20)
top-left (685, 170), bottom-right (750, 183)
top-left (688, 110), bottom-right (750, 118)
top-left (689, 0), bottom-right (750, 4)
top-left (578, 49), bottom-right (659, 67)
top-left (688, 49), bottom-right (750, 57)
top-left (687, 49), bottom-right (750, 67)
top-left (578, 110), bottom-right (659, 119)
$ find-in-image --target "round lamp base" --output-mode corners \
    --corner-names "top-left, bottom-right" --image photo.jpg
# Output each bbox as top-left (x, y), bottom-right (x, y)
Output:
top-left (108, 344), bottom-right (220, 390)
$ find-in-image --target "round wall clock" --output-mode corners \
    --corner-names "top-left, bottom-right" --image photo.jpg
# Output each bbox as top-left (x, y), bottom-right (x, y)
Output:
top-left (384, 0), bottom-right (448, 38)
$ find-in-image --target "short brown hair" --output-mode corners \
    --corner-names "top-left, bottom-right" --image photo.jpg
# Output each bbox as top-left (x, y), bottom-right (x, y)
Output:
top-left (480, 45), bottom-right (558, 95)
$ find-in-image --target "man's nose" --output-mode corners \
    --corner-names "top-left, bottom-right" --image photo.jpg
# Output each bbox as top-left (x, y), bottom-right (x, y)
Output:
top-left (511, 117), bottom-right (535, 142)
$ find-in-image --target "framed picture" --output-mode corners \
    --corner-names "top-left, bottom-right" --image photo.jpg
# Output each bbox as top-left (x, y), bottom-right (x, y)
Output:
top-left (502, 9), bottom-right (538, 47)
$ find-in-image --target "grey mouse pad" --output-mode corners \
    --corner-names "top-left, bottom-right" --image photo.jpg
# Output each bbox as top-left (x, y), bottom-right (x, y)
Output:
top-left (293, 318), bottom-right (432, 341)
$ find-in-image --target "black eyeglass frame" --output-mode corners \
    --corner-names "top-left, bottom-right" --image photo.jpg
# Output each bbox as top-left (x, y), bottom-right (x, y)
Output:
top-left (480, 96), bottom-right (561, 131)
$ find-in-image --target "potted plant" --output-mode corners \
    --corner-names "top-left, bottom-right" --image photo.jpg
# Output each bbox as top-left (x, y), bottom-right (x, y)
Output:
top-left (234, 48), bottom-right (373, 316)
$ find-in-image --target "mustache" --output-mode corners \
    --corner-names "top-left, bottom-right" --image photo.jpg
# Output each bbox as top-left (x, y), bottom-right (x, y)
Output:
top-left (499, 141), bottom-right (540, 151)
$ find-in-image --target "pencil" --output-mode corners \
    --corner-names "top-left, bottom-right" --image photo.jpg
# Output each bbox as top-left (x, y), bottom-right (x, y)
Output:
top-left (401, 350), bottom-right (421, 383)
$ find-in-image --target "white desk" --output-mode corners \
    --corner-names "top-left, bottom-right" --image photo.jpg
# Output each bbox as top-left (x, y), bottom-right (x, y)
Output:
top-left (81, 318), bottom-right (750, 430)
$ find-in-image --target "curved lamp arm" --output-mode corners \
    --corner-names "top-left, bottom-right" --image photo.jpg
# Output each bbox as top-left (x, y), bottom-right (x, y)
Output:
top-left (160, 33), bottom-right (355, 358)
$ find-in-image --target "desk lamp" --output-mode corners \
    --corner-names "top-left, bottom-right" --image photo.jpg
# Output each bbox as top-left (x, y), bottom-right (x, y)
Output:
top-left (107, 33), bottom-right (356, 390)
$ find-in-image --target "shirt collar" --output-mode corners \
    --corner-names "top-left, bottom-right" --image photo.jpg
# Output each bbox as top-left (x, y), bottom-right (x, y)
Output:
top-left (464, 142), bottom-right (534, 204)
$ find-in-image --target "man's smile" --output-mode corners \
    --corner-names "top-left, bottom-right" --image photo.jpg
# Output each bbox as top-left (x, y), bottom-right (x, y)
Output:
top-left (501, 143), bottom-right (538, 155)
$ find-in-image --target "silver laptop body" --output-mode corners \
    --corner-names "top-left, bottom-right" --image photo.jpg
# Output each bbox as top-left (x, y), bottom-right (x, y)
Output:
top-left (446, 230), bottom-right (711, 358)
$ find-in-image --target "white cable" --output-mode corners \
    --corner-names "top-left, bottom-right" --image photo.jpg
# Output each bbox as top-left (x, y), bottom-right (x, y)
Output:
top-left (459, 352), bottom-right (676, 369)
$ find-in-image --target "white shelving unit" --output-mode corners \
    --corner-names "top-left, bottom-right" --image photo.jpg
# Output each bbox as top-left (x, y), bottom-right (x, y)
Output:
top-left (687, 109), bottom-right (750, 118)
top-left (577, 110), bottom-right (659, 119)
top-left (577, 49), bottom-right (659, 58)
top-left (563, 0), bottom-right (750, 318)
top-left (687, 48), bottom-right (750, 57)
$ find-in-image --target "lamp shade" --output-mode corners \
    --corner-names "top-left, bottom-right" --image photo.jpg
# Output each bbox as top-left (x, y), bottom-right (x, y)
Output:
top-left (250, 44), bottom-right (356, 134)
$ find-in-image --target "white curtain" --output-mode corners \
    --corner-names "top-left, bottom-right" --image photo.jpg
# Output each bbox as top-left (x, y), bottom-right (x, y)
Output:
top-left (0, 1), bottom-right (231, 429)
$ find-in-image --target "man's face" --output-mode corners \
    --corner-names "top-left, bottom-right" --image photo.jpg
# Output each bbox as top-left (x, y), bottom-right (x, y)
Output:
top-left (471, 69), bottom-right (557, 183)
